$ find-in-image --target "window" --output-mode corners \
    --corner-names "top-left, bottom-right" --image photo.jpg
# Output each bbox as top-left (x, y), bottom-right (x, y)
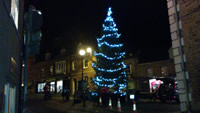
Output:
top-left (72, 61), bottom-right (77, 71)
top-left (41, 68), bottom-right (45, 77)
top-left (147, 68), bottom-right (153, 76)
top-left (50, 82), bottom-right (55, 93)
top-left (161, 66), bottom-right (168, 76)
top-left (84, 76), bottom-right (88, 81)
top-left (50, 66), bottom-right (53, 75)
top-left (126, 64), bottom-right (132, 74)
top-left (56, 80), bottom-right (63, 93)
top-left (83, 59), bottom-right (89, 69)
top-left (63, 61), bottom-right (66, 74)
top-left (55, 61), bottom-right (66, 74)
top-left (37, 83), bottom-right (46, 93)
top-left (11, 0), bottom-right (19, 29)
top-left (11, 57), bottom-right (17, 74)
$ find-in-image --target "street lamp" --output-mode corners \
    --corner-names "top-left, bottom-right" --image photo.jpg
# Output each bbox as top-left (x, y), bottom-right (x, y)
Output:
top-left (79, 49), bottom-right (86, 81)
top-left (79, 47), bottom-right (92, 81)
top-left (86, 47), bottom-right (92, 56)
top-left (79, 47), bottom-right (92, 109)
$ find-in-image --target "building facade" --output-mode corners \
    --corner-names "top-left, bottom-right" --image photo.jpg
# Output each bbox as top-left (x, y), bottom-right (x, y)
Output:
top-left (0, 0), bottom-right (24, 113)
top-left (124, 58), bottom-right (176, 92)
top-left (28, 52), bottom-right (176, 98)
top-left (28, 52), bottom-right (96, 97)
top-left (167, 0), bottom-right (200, 112)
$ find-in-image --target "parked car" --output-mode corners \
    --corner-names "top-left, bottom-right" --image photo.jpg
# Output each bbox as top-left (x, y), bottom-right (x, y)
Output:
top-left (156, 78), bottom-right (179, 103)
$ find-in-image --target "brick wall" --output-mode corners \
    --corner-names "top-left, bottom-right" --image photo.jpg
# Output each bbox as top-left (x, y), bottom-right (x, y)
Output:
top-left (179, 0), bottom-right (200, 111)
top-left (167, 0), bottom-right (200, 111)
top-left (137, 60), bottom-right (176, 78)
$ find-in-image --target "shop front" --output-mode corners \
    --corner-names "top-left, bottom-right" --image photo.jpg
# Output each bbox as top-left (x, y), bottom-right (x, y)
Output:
top-left (36, 79), bottom-right (69, 94)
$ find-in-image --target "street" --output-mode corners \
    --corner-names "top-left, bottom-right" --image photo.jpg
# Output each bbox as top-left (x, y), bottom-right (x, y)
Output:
top-left (26, 94), bottom-right (181, 113)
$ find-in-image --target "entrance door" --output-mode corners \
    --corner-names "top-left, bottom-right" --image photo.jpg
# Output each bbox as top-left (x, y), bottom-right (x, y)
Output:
top-left (72, 79), bottom-right (77, 94)
top-left (63, 79), bottom-right (70, 90)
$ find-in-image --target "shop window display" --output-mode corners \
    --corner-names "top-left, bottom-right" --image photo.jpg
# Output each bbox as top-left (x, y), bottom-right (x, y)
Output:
top-left (56, 80), bottom-right (63, 93)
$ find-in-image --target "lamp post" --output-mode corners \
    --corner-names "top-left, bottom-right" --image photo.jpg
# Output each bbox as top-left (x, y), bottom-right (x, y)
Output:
top-left (23, 5), bottom-right (42, 113)
top-left (79, 49), bottom-right (86, 81)
top-left (79, 47), bottom-right (92, 109)
top-left (79, 47), bottom-right (92, 81)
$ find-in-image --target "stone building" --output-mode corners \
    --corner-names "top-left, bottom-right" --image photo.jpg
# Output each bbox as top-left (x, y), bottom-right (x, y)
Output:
top-left (167, 0), bottom-right (200, 112)
top-left (124, 58), bottom-right (176, 92)
top-left (28, 51), bottom-right (176, 98)
top-left (28, 51), bottom-right (96, 96)
top-left (0, 0), bottom-right (24, 113)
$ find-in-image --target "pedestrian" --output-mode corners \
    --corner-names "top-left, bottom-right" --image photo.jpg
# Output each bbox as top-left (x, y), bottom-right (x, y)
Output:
top-left (62, 89), bottom-right (67, 102)
top-left (65, 89), bottom-right (70, 101)
top-left (43, 83), bottom-right (50, 100)
top-left (82, 90), bottom-right (86, 109)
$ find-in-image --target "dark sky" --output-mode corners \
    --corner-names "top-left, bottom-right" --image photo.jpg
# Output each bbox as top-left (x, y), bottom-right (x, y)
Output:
top-left (26, 0), bottom-right (172, 63)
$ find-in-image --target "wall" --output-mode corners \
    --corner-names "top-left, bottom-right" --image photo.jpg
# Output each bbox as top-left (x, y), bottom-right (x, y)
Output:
top-left (167, 0), bottom-right (200, 112)
top-left (0, 0), bottom-right (23, 112)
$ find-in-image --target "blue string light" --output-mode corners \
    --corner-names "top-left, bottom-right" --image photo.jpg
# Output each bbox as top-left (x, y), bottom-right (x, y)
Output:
top-left (92, 62), bottom-right (127, 72)
top-left (97, 33), bottom-right (121, 42)
top-left (93, 7), bottom-right (127, 93)
top-left (94, 52), bottom-right (125, 60)
top-left (98, 41), bottom-right (123, 48)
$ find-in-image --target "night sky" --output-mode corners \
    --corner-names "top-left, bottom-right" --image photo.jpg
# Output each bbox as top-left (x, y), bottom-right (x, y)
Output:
top-left (26, 0), bottom-right (172, 63)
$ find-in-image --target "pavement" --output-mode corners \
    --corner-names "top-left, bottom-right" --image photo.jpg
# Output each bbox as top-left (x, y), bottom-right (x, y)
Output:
top-left (26, 94), bottom-right (182, 113)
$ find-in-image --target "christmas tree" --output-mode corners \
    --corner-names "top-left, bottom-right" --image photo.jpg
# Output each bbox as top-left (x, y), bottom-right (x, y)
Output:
top-left (92, 7), bottom-right (127, 94)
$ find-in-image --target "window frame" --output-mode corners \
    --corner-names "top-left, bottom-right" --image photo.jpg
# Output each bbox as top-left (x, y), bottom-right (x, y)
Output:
top-left (146, 67), bottom-right (153, 76)
top-left (161, 66), bottom-right (168, 76)
top-left (83, 59), bottom-right (89, 69)
top-left (126, 64), bottom-right (132, 74)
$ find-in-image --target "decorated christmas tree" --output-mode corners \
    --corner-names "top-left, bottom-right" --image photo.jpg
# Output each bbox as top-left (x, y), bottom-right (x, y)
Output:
top-left (92, 7), bottom-right (127, 94)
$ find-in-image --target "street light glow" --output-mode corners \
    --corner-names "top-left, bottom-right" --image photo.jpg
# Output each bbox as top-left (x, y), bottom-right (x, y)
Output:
top-left (37, 11), bottom-right (42, 15)
top-left (79, 49), bottom-right (86, 56)
top-left (87, 47), bottom-right (92, 53)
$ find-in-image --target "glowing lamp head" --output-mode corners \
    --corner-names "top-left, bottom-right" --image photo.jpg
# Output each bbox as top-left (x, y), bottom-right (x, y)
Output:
top-left (86, 47), bottom-right (92, 53)
top-left (37, 11), bottom-right (42, 15)
top-left (79, 49), bottom-right (86, 56)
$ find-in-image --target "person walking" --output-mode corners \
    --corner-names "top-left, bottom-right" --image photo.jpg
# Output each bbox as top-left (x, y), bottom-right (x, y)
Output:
top-left (65, 89), bottom-right (70, 101)
top-left (43, 83), bottom-right (50, 100)
top-left (62, 89), bottom-right (67, 102)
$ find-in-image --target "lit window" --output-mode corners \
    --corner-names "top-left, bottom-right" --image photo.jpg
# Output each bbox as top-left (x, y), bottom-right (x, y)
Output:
top-left (147, 68), bottom-right (153, 76)
top-left (126, 64), bottom-right (132, 74)
top-left (83, 59), bottom-right (89, 69)
top-left (56, 80), bottom-right (63, 93)
top-left (37, 83), bottom-right (45, 93)
top-left (161, 66), bottom-right (168, 76)
top-left (50, 66), bottom-right (53, 75)
top-left (63, 61), bottom-right (66, 74)
top-left (84, 76), bottom-right (88, 81)
top-left (11, 57), bottom-right (17, 74)
top-left (72, 61), bottom-right (77, 71)
top-left (41, 68), bottom-right (45, 77)
top-left (50, 82), bottom-right (55, 93)
top-left (11, 0), bottom-right (19, 29)
top-left (55, 61), bottom-right (66, 74)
